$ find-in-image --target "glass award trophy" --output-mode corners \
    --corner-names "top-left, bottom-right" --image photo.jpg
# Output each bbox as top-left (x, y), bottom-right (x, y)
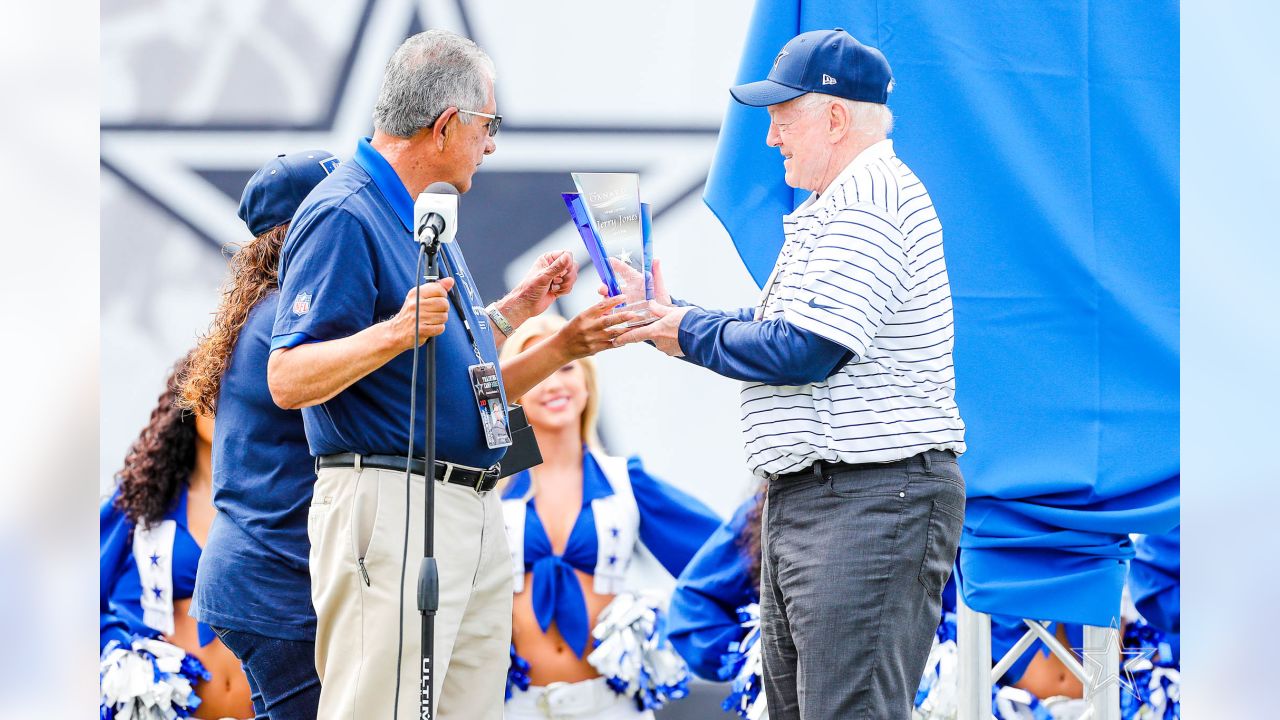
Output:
top-left (562, 172), bottom-right (655, 326)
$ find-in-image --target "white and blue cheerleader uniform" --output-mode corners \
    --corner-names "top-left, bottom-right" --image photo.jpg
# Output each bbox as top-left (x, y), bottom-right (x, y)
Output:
top-left (99, 485), bottom-right (214, 718)
top-left (667, 497), bottom-right (766, 718)
top-left (501, 450), bottom-right (720, 719)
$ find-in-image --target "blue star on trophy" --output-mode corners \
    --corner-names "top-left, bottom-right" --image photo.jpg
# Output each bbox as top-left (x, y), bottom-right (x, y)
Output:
top-left (562, 172), bottom-right (656, 327)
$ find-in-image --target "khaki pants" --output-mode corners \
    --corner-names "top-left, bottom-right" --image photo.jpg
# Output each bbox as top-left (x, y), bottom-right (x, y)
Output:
top-left (309, 464), bottom-right (512, 719)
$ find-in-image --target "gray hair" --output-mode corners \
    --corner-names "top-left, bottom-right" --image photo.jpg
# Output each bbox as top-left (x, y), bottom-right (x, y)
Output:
top-left (797, 92), bottom-right (894, 137)
top-left (372, 30), bottom-right (497, 138)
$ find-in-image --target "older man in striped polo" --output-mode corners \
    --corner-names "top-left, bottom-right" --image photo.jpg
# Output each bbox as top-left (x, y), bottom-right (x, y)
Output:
top-left (620, 30), bottom-right (966, 720)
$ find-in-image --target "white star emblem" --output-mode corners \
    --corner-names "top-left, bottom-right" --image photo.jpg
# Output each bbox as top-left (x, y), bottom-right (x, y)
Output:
top-left (99, 0), bottom-right (722, 490)
top-left (101, 0), bottom-right (715, 277)
top-left (1074, 620), bottom-right (1156, 699)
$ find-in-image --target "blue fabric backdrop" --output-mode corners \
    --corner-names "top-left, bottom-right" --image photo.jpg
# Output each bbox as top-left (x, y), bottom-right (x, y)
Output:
top-left (1130, 528), bottom-right (1181, 636)
top-left (705, 0), bottom-right (1179, 626)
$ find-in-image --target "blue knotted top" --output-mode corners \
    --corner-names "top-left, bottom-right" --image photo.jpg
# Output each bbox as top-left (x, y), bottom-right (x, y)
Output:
top-left (504, 451), bottom-right (720, 657)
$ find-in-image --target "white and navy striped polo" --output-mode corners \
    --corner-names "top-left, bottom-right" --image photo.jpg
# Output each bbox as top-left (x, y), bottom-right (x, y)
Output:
top-left (742, 139), bottom-right (966, 477)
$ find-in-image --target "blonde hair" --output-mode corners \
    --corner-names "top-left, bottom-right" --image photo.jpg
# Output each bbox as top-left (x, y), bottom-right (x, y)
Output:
top-left (499, 314), bottom-right (603, 450)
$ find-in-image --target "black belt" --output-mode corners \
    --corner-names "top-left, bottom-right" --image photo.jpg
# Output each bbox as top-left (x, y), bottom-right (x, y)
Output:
top-left (317, 453), bottom-right (501, 493)
top-left (773, 449), bottom-right (958, 482)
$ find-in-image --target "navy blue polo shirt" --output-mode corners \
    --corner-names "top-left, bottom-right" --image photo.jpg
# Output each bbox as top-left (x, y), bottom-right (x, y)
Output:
top-left (191, 292), bottom-right (316, 640)
top-left (272, 137), bottom-right (508, 469)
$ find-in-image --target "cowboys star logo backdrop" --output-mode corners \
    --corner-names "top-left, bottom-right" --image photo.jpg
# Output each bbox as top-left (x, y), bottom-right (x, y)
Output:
top-left (101, 0), bottom-right (761, 523)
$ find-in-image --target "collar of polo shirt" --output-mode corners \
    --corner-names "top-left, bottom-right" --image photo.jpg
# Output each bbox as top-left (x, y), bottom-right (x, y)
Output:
top-left (792, 139), bottom-right (897, 217)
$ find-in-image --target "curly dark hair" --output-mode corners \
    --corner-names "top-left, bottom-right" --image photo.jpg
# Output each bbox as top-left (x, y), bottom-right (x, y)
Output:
top-left (178, 223), bottom-right (289, 416)
top-left (114, 351), bottom-right (198, 528)
top-left (737, 484), bottom-right (767, 591)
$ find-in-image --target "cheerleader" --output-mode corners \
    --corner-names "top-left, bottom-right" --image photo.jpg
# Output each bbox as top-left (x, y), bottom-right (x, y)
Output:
top-left (667, 494), bottom-right (767, 718)
top-left (100, 352), bottom-right (253, 719)
top-left (497, 314), bottom-right (721, 719)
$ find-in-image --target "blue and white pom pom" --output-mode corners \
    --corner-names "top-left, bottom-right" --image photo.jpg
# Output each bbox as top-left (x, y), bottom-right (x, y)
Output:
top-left (587, 590), bottom-right (691, 711)
top-left (506, 643), bottom-right (532, 701)
top-left (912, 611), bottom-right (959, 719)
top-left (100, 635), bottom-right (209, 720)
top-left (718, 602), bottom-right (768, 720)
top-left (992, 685), bottom-right (1053, 720)
top-left (910, 612), bottom-right (1055, 720)
top-left (1120, 621), bottom-right (1180, 720)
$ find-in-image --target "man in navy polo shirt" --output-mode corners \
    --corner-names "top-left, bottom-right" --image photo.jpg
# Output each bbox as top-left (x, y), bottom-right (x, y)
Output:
top-left (268, 30), bottom-right (632, 720)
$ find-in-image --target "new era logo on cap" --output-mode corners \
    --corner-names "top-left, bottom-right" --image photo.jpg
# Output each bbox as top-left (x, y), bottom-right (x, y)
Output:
top-left (729, 29), bottom-right (894, 107)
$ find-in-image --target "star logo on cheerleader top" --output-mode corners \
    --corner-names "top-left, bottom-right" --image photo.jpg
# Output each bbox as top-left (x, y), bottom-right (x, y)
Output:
top-left (100, 0), bottom-right (718, 299)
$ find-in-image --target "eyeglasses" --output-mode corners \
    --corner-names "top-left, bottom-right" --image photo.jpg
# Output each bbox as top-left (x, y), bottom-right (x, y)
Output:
top-left (771, 116), bottom-right (806, 134)
top-left (457, 108), bottom-right (502, 137)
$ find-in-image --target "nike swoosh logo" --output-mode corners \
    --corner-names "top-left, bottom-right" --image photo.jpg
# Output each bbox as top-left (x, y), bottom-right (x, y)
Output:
top-left (807, 298), bottom-right (838, 310)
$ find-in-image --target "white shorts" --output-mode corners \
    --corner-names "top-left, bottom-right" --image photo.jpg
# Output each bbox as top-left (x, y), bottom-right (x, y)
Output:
top-left (505, 678), bottom-right (654, 719)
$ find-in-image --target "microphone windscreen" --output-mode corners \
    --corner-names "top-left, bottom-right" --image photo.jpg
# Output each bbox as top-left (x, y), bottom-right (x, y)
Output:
top-left (424, 181), bottom-right (459, 196)
top-left (415, 182), bottom-right (460, 246)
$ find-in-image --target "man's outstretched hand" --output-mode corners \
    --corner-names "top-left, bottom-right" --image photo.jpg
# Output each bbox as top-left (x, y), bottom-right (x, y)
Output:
top-left (615, 300), bottom-right (692, 357)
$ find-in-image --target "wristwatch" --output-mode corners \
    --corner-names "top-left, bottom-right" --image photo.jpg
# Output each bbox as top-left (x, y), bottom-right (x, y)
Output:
top-left (486, 303), bottom-right (515, 337)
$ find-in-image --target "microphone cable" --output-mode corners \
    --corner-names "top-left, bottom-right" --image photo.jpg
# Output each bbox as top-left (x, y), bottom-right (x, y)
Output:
top-left (393, 241), bottom-right (430, 720)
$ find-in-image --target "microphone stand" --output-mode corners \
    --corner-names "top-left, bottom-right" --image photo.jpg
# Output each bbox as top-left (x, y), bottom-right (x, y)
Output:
top-left (418, 236), bottom-right (441, 720)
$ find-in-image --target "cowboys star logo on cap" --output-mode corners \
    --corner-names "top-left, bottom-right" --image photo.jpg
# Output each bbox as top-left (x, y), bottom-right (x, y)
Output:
top-left (293, 291), bottom-right (312, 315)
top-left (772, 49), bottom-right (789, 70)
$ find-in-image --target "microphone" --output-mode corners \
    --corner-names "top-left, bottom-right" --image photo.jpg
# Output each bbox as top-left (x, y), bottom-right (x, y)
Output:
top-left (414, 181), bottom-right (459, 251)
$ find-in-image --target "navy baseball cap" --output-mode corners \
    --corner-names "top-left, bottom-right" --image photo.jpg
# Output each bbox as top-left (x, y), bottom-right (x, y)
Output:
top-left (730, 29), bottom-right (893, 107)
top-left (238, 150), bottom-right (340, 235)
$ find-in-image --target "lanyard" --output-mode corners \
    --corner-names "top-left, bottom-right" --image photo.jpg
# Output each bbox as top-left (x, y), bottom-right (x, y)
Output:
top-left (436, 247), bottom-right (485, 364)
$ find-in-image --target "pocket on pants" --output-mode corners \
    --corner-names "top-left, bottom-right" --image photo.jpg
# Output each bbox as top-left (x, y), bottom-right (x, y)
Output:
top-left (350, 470), bottom-right (380, 584)
top-left (918, 499), bottom-right (964, 595)
top-left (822, 464), bottom-right (909, 499)
top-left (307, 492), bottom-right (334, 542)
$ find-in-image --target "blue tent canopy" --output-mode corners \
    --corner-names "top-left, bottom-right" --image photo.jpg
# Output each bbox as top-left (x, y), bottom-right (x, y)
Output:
top-left (705, 0), bottom-right (1179, 626)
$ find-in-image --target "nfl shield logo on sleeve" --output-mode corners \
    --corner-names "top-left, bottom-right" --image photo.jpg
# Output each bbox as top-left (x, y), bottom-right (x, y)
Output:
top-left (292, 292), bottom-right (312, 315)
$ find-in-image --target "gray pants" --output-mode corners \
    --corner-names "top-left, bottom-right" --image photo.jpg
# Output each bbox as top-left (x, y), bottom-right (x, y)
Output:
top-left (761, 450), bottom-right (965, 720)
